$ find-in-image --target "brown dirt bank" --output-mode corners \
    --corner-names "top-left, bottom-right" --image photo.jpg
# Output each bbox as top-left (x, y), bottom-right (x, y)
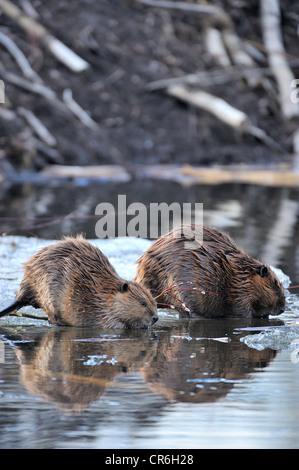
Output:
top-left (0, 0), bottom-right (299, 176)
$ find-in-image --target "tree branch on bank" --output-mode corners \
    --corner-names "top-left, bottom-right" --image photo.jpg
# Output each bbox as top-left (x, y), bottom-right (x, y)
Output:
top-left (168, 84), bottom-right (248, 128)
top-left (0, 0), bottom-right (89, 72)
top-left (0, 30), bottom-right (42, 82)
top-left (0, 65), bottom-right (56, 100)
top-left (167, 84), bottom-right (284, 151)
top-left (260, 0), bottom-right (299, 119)
top-left (204, 28), bottom-right (231, 68)
top-left (145, 65), bottom-right (270, 91)
top-left (18, 107), bottom-right (57, 147)
top-left (62, 89), bottom-right (98, 129)
top-left (137, 0), bottom-right (231, 25)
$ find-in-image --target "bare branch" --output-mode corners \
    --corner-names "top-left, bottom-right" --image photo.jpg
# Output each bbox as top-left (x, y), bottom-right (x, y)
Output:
top-left (62, 88), bottom-right (98, 129)
top-left (18, 107), bottom-right (57, 147)
top-left (167, 84), bottom-right (284, 151)
top-left (146, 65), bottom-right (270, 91)
top-left (167, 84), bottom-right (248, 128)
top-left (260, 0), bottom-right (299, 119)
top-left (204, 28), bottom-right (231, 67)
top-left (0, 66), bottom-right (56, 100)
top-left (137, 0), bottom-right (231, 25)
top-left (0, 30), bottom-right (42, 82)
top-left (0, 0), bottom-right (89, 72)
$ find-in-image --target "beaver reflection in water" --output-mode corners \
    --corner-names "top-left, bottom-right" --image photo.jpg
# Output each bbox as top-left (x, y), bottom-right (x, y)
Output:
top-left (0, 236), bottom-right (158, 328)
top-left (135, 225), bottom-right (285, 319)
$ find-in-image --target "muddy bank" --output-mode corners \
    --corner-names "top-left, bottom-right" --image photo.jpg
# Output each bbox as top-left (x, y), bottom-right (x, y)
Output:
top-left (1, 0), bottom-right (299, 177)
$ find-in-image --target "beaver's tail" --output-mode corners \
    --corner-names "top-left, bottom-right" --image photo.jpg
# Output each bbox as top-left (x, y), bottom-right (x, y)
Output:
top-left (0, 301), bottom-right (23, 318)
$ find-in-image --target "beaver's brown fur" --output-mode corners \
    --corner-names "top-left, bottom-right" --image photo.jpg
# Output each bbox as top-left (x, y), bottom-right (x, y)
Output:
top-left (0, 236), bottom-right (158, 328)
top-left (135, 225), bottom-right (285, 319)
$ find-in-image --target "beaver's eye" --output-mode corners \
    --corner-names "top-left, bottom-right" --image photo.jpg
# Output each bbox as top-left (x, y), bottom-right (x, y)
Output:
top-left (259, 265), bottom-right (269, 278)
top-left (140, 301), bottom-right (146, 307)
top-left (120, 283), bottom-right (129, 293)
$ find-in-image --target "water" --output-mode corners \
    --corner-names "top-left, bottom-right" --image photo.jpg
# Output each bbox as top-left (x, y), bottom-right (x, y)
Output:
top-left (0, 180), bottom-right (299, 449)
top-left (1, 316), bottom-right (299, 449)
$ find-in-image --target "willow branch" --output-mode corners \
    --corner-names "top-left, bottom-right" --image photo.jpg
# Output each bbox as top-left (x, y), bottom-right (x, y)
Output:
top-left (167, 84), bottom-right (284, 151)
top-left (0, 66), bottom-right (56, 100)
top-left (260, 0), bottom-right (299, 119)
top-left (167, 84), bottom-right (248, 128)
top-left (137, 0), bottom-right (231, 25)
top-left (18, 107), bottom-right (57, 147)
top-left (0, 30), bottom-right (42, 82)
top-left (0, 0), bottom-right (89, 72)
top-left (62, 89), bottom-right (98, 129)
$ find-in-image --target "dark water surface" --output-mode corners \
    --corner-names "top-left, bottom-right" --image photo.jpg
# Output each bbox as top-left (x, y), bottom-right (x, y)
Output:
top-left (1, 179), bottom-right (298, 280)
top-left (0, 316), bottom-right (299, 449)
top-left (0, 179), bottom-right (298, 449)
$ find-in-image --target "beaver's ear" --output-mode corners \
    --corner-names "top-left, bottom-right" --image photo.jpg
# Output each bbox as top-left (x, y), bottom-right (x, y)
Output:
top-left (259, 265), bottom-right (269, 278)
top-left (120, 283), bottom-right (129, 293)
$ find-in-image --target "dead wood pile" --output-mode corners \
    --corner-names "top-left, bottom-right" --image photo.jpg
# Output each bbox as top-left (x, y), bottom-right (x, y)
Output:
top-left (0, 0), bottom-right (299, 178)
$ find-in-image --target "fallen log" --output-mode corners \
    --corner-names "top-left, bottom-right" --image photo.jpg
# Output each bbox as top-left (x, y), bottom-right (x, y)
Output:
top-left (39, 164), bottom-right (299, 187)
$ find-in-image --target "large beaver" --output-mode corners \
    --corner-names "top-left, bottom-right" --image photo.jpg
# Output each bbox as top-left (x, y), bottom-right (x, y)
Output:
top-left (135, 225), bottom-right (285, 318)
top-left (0, 236), bottom-right (158, 328)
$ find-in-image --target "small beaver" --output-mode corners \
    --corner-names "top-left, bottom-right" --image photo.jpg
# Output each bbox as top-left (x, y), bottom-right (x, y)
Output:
top-left (0, 236), bottom-right (158, 328)
top-left (135, 225), bottom-right (285, 319)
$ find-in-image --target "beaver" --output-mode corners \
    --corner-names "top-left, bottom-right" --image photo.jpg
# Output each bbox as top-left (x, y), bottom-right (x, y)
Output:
top-left (0, 235), bottom-right (158, 328)
top-left (135, 225), bottom-right (285, 319)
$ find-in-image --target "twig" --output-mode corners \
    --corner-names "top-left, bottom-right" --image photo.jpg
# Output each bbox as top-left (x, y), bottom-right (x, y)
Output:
top-left (293, 129), bottom-right (299, 157)
top-left (0, 65), bottom-right (56, 100)
top-left (0, 29), bottom-right (42, 82)
top-left (222, 29), bottom-right (260, 87)
top-left (260, 0), bottom-right (299, 119)
top-left (0, 66), bottom-right (72, 116)
top-left (204, 28), bottom-right (231, 67)
top-left (42, 164), bottom-right (130, 181)
top-left (167, 84), bottom-right (248, 129)
top-left (222, 30), bottom-right (255, 68)
top-left (292, 129), bottom-right (299, 172)
top-left (47, 38), bottom-right (89, 73)
top-left (0, 0), bottom-right (89, 72)
top-left (0, 107), bottom-right (16, 121)
top-left (145, 65), bottom-right (269, 91)
top-left (20, 0), bottom-right (39, 19)
top-left (137, 0), bottom-right (231, 25)
top-left (247, 125), bottom-right (285, 152)
top-left (167, 84), bottom-right (284, 151)
top-left (18, 107), bottom-right (57, 147)
top-left (34, 139), bottom-right (61, 162)
top-left (9, 311), bottom-right (48, 321)
top-left (62, 88), bottom-right (98, 129)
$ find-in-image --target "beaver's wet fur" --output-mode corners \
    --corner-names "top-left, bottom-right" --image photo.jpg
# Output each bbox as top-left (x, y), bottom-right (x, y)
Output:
top-left (0, 236), bottom-right (158, 328)
top-left (135, 225), bottom-right (285, 318)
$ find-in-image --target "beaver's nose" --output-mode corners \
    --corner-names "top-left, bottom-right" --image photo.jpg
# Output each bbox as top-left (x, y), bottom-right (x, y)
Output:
top-left (151, 315), bottom-right (158, 325)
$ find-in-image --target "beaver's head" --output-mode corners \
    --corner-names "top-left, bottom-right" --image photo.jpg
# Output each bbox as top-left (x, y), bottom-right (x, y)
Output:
top-left (228, 261), bottom-right (285, 318)
top-left (102, 281), bottom-right (158, 329)
top-left (248, 265), bottom-right (285, 318)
